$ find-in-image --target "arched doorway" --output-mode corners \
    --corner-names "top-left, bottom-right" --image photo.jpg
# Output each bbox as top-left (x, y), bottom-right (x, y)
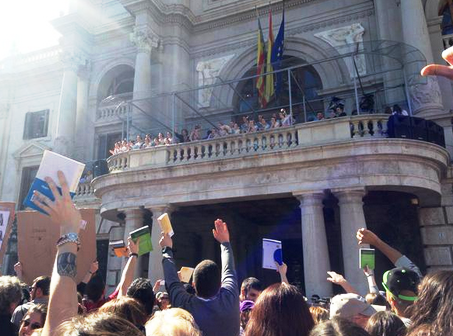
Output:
top-left (233, 56), bottom-right (323, 122)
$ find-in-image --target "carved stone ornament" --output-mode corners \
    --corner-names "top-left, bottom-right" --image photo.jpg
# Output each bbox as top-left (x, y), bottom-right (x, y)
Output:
top-left (130, 27), bottom-right (160, 54)
top-left (409, 76), bottom-right (443, 111)
top-left (59, 50), bottom-right (89, 72)
top-left (314, 23), bottom-right (366, 78)
top-left (196, 54), bottom-right (235, 107)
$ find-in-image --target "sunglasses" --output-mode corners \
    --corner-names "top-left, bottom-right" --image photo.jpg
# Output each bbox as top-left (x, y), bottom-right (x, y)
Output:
top-left (22, 319), bottom-right (42, 330)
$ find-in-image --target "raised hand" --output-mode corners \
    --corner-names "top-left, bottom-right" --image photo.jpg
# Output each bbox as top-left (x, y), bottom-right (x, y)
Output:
top-left (356, 228), bottom-right (379, 246)
top-left (89, 261), bottom-right (99, 274)
top-left (159, 232), bottom-right (173, 249)
top-left (32, 170), bottom-right (82, 235)
top-left (14, 262), bottom-right (23, 278)
top-left (275, 262), bottom-right (287, 275)
top-left (127, 237), bottom-right (139, 255)
top-left (327, 271), bottom-right (347, 285)
top-left (421, 46), bottom-right (453, 80)
top-left (212, 218), bottom-right (230, 244)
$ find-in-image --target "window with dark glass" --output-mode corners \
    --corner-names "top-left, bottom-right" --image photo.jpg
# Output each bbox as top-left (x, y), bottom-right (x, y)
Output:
top-left (23, 109), bottom-right (49, 139)
top-left (18, 166), bottom-right (39, 210)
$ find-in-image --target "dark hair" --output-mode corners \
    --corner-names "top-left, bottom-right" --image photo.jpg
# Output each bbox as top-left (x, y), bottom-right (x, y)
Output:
top-left (310, 317), bottom-right (371, 336)
top-left (193, 260), bottom-right (220, 299)
top-left (241, 277), bottom-right (263, 295)
top-left (33, 276), bottom-right (51, 296)
top-left (99, 297), bottom-right (147, 327)
top-left (126, 278), bottom-right (155, 316)
top-left (26, 303), bottom-right (48, 326)
top-left (0, 276), bottom-right (22, 314)
top-left (365, 293), bottom-right (391, 310)
top-left (184, 283), bottom-right (196, 295)
top-left (86, 274), bottom-right (105, 302)
top-left (366, 311), bottom-right (406, 336)
top-left (244, 283), bottom-right (314, 336)
top-left (393, 104), bottom-right (402, 113)
top-left (408, 270), bottom-right (453, 336)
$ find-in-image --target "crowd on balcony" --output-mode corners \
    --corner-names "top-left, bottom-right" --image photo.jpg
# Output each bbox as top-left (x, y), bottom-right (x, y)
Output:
top-left (109, 109), bottom-right (296, 156)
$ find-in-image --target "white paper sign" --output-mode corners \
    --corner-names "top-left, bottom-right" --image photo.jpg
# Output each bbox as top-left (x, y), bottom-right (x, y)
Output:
top-left (262, 238), bottom-right (283, 270)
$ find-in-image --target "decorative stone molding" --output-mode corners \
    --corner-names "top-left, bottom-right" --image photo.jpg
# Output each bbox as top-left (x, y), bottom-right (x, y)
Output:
top-left (60, 50), bottom-right (89, 72)
top-left (196, 54), bottom-right (235, 107)
top-left (314, 23), bottom-right (366, 78)
top-left (409, 76), bottom-right (443, 112)
top-left (129, 26), bottom-right (160, 54)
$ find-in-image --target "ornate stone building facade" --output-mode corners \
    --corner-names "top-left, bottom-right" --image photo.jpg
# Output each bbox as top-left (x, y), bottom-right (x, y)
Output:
top-left (1, 0), bottom-right (453, 296)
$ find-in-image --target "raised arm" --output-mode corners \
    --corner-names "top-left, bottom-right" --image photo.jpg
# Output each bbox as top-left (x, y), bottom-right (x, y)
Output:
top-left (77, 261), bottom-right (98, 295)
top-left (276, 262), bottom-right (289, 284)
top-left (14, 262), bottom-right (24, 282)
top-left (363, 266), bottom-right (379, 294)
top-left (33, 171), bottom-right (81, 336)
top-left (327, 271), bottom-right (359, 295)
top-left (212, 219), bottom-right (238, 294)
top-left (118, 238), bottom-right (139, 297)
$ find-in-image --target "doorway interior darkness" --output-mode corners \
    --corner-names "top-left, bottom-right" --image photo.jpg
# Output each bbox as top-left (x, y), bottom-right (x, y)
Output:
top-left (168, 190), bottom-right (425, 295)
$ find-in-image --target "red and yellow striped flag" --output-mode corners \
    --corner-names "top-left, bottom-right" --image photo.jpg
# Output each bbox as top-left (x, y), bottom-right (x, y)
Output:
top-left (256, 16), bottom-right (266, 108)
top-left (265, 8), bottom-right (275, 104)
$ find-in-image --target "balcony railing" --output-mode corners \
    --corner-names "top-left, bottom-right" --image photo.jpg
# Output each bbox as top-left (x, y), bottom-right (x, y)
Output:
top-left (443, 34), bottom-right (453, 50)
top-left (107, 114), bottom-right (392, 172)
top-left (74, 182), bottom-right (95, 198)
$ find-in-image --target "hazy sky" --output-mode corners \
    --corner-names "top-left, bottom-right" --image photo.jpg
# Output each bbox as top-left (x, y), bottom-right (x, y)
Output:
top-left (0, 0), bottom-right (70, 61)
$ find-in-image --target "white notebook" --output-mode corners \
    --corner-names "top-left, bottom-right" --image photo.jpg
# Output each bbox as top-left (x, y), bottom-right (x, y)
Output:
top-left (262, 238), bottom-right (283, 270)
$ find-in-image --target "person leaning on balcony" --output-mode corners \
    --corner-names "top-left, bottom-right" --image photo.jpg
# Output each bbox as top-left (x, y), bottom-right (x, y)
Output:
top-left (190, 125), bottom-right (201, 141)
top-left (280, 109), bottom-right (294, 126)
top-left (315, 112), bottom-right (325, 121)
top-left (421, 45), bottom-right (453, 80)
top-left (241, 116), bottom-right (250, 133)
top-left (248, 120), bottom-right (258, 133)
top-left (144, 135), bottom-right (153, 148)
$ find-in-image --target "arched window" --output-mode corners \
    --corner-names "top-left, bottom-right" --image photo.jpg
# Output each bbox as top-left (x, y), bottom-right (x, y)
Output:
top-left (107, 69), bottom-right (134, 97)
top-left (234, 56), bottom-right (323, 122)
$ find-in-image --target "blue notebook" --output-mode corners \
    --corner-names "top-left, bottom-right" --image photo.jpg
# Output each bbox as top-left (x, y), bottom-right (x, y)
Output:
top-left (23, 150), bottom-right (85, 215)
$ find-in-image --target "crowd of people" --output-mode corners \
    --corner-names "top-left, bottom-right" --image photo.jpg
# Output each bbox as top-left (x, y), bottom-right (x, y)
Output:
top-left (1, 45), bottom-right (453, 336)
top-left (109, 109), bottom-right (295, 156)
top-left (1, 170), bottom-right (453, 336)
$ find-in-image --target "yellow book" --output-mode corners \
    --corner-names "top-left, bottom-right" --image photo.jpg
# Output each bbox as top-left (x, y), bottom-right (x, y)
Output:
top-left (158, 213), bottom-right (174, 237)
top-left (179, 267), bottom-right (195, 283)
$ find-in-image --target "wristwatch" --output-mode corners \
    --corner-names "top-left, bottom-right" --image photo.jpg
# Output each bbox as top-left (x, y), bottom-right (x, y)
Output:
top-left (57, 232), bottom-right (81, 249)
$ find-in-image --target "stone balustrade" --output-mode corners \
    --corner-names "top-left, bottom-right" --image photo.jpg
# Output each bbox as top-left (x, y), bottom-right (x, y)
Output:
top-left (107, 114), bottom-right (391, 171)
top-left (97, 104), bottom-right (130, 121)
top-left (75, 182), bottom-right (95, 198)
top-left (443, 34), bottom-right (453, 50)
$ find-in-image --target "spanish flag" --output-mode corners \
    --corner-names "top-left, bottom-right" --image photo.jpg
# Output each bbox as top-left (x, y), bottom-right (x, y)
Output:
top-left (265, 8), bottom-right (275, 104)
top-left (256, 15), bottom-right (266, 108)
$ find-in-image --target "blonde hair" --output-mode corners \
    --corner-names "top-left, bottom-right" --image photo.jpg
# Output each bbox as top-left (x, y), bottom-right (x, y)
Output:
top-left (309, 306), bottom-right (329, 324)
top-left (145, 308), bottom-right (202, 336)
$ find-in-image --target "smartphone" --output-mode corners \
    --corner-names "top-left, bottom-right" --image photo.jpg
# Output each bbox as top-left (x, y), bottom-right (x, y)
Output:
top-left (160, 280), bottom-right (165, 286)
top-left (359, 248), bottom-right (375, 270)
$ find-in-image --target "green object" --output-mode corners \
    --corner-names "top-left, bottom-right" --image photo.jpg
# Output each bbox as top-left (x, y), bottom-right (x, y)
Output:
top-left (130, 225), bottom-right (153, 256)
top-left (359, 248), bottom-right (375, 270)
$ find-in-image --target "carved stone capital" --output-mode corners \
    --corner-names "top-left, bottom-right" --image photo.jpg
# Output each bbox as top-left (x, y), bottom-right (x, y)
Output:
top-left (409, 77), bottom-right (443, 113)
top-left (130, 26), bottom-right (160, 54)
top-left (60, 50), bottom-right (89, 73)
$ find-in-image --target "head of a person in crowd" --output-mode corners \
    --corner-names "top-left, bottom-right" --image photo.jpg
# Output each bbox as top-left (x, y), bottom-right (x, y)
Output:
top-left (57, 311), bottom-right (143, 336)
top-left (145, 307), bottom-right (202, 336)
top-left (0, 275), bottom-right (22, 316)
top-left (181, 129), bottom-right (189, 136)
top-left (309, 317), bottom-right (371, 336)
top-left (156, 292), bottom-right (170, 310)
top-left (19, 304), bottom-right (47, 336)
top-left (240, 277), bottom-right (262, 302)
top-left (365, 293), bottom-right (390, 310)
top-left (309, 306), bottom-right (329, 324)
top-left (166, 132), bottom-right (173, 139)
top-left (85, 274), bottom-right (106, 304)
top-left (20, 282), bottom-right (31, 305)
top-left (154, 138), bottom-right (160, 145)
top-left (30, 276), bottom-right (51, 300)
top-left (126, 277), bottom-right (155, 317)
top-left (393, 104), bottom-right (402, 114)
top-left (158, 132), bottom-right (164, 139)
top-left (240, 300), bottom-right (254, 330)
top-left (242, 116), bottom-right (249, 123)
top-left (351, 109), bottom-right (358, 115)
top-left (136, 135), bottom-right (142, 143)
top-left (408, 270), bottom-right (453, 336)
top-left (384, 106), bottom-right (392, 114)
top-left (365, 311), bottom-right (406, 336)
top-left (316, 112), bottom-right (324, 120)
top-left (245, 283), bottom-right (314, 336)
top-left (330, 293), bottom-right (377, 329)
top-left (279, 111), bottom-right (286, 120)
top-left (192, 260), bottom-right (221, 299)
top-left (99, 297), bottom-right (147, 331)
top-left (382, 267), bottom-right (419, 318)
top-left (329, 109), bottom-right (337, 118)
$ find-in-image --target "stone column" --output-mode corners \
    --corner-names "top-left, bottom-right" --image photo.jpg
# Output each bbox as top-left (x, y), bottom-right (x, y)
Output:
top-left (295, 192), bottom-right (332, 298)
top-left (146, 205), bottom-right (172, 285)
top-left (400, 0), bottom-right (443, 115)
top-left (122, 208), bottom-right (144, 279)
top-left (335, 189), bottom-right (368, 295)
top-left (129, 26), bottom-right (159, 133)
top-left (74, 64), bottom-right (90, 161)
top-left (55, 51), bottom-right (84, 156)
top-left (106, 224), bottom-right (125, 294)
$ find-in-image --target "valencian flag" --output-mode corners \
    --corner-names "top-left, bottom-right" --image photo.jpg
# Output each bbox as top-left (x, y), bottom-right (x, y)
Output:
top-left (264, 7), bottom-right (275, 104)
top-left (256, 13), bottom-right (266, 108)
top-left (271, 6), bottom-right (285, 96)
